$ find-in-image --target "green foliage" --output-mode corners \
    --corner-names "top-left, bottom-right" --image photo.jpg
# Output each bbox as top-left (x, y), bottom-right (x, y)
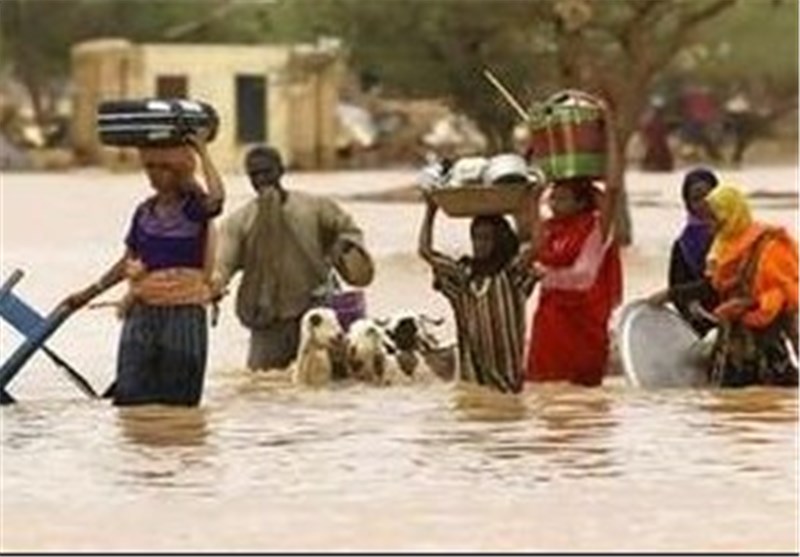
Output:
top-left (1, 0), bottom-right (794, 144)
top-left (685, 0), bottom-right (798, 88)
top-left (0, 0), bottom-right (268, 85)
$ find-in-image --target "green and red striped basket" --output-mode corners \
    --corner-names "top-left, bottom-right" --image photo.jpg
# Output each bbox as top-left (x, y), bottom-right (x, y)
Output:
top-left (528, 92), bottom-right (607, 181)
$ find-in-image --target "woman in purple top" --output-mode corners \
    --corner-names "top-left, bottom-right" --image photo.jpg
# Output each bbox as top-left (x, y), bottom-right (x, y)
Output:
top-left (63, 134), bottom-right (225, 406)
top-left (649, 168), bottom-right (720, 335)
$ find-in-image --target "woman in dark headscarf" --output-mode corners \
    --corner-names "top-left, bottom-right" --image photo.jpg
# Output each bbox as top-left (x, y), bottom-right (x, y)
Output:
top-left (466, 215), bottom-right (521, 277)
top-left (419, 202), bottom-right (536, 394)
top-left (650, 167), bottom-right (720, 334)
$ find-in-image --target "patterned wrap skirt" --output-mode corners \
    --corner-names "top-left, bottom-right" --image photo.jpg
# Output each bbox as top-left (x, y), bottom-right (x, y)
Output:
top-left (115, 303), bottom-right (207, 406)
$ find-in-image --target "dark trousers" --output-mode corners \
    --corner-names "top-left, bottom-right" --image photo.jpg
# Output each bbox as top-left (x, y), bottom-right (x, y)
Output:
top-left (247, 318), bottom-right (302, 371)
top-left (116, 304), bottom-right (207, 406)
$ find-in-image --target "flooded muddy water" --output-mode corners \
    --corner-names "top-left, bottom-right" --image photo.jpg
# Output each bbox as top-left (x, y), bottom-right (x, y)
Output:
top-left (1, 166), bottom-right (797, 551)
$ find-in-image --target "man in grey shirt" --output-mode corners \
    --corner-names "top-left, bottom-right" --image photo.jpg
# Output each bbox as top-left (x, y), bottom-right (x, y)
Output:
top-left (214, 145), bottom-right (373, 370)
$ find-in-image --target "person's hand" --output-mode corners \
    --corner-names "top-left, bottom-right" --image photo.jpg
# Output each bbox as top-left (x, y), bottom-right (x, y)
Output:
top-left (185, 130), bottom-right (210, 154)
top-left (60, 285), bottom-right (98, 311)
top-left (713, 297), bottom-right (754, 322)
top-left (688, 300), bottom-right (718, 324)
top-left (124, 257), bottom-right (146, 280)
top-left (209, 277), bottom-right (228, 302)
top-left (531, 261), bottom-right (547, 280)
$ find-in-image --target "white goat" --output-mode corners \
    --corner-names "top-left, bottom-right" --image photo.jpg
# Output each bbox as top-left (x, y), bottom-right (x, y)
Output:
top-left (378, 312), bottom-right (449, 382)
top-left (291, 308), bottom-right (344, 387)
top-left (346, 318), bottom-right (402, 385)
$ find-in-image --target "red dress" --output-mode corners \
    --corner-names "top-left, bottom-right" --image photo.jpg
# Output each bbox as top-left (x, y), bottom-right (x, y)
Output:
top-left (526, 211), bottom-right (622, 386)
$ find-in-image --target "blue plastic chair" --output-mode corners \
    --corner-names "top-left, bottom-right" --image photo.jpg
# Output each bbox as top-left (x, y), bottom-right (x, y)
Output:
top-left (0, 269), bottom-right (97, 404)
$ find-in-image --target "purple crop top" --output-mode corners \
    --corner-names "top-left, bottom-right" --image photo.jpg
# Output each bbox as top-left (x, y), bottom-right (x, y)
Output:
top-left (125, 189), bottom-right (222, 271)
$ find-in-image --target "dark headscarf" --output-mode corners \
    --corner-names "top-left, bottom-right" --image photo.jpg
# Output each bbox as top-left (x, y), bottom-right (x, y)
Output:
top-left (468, 215), bottom-right (520, 277)
top-left (677, 167), bottom-right (719, 276)
top-left (681, 167), bottom-right (718, 212)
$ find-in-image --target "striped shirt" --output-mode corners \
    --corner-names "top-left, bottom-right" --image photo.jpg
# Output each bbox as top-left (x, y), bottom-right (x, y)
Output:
top-left (432, 257), bottom-right (535, 393)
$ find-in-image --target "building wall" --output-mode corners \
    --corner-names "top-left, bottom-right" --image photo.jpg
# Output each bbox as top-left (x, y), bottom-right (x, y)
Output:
top-left (71, 39), bottom-right (144, 167)
top-left (286, 51), bottom-right (345, 169)
top-left (71, 40), bottom-right (342, 172)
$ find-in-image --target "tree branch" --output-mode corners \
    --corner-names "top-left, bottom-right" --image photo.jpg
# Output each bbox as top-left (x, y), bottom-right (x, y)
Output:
top-left (678, 0), bottom-right (737, 30)
top-left (161, 1), bottom-right (261, 39)
top-left (662, 0), bottom-right (737, 60)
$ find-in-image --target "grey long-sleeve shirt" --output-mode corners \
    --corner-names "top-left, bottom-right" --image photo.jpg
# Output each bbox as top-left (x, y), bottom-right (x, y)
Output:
top-left (214, 190), bottom-right (364, 328)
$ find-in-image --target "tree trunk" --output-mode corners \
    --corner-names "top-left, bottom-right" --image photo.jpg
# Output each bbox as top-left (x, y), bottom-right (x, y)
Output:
top-left (612, 129), bottom-right (634, 247)
top-left (610, 100), bottom-right (644, 249)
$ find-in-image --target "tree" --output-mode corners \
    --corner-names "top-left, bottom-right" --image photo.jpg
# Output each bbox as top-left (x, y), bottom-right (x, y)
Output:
top-left (3, 0), bottom-right (783, 246)
top-left (0, 0), bottom-right (256, 129)
top-left (264, 0), bottom-right (742, 245)
top-left (262, 0), bottom-right (551, 150)
top-left (537, 0), bottom-right (739, 245)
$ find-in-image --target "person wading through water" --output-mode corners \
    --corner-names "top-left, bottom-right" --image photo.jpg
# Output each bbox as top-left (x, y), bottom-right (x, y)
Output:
top-left (651, 183), bottom-right (798, 387)
top-left (525, 93), bottom-right (623, 387)
top-left (62, 133), bottom-right (225, 406)
top-left (213, 145), bottom-right (373, 371)
top-left (648, 168), bottom-right (721, 336)
top-left (418, 198), bottom-right (536, 394)
top-left (700, 184), bottom-right (797, 386)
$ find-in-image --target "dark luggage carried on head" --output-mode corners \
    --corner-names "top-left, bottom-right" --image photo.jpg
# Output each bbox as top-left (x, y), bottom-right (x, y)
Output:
top-left (97, 98), bottom-right (219, 147)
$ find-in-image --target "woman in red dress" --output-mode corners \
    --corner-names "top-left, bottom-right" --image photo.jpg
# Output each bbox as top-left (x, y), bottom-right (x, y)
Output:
top-left (526, 95), bottom-right (623, 387)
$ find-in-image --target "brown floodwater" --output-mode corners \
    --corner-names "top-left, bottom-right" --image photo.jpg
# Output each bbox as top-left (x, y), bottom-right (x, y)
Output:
top-left (1, 167), bottom-right (797, 552)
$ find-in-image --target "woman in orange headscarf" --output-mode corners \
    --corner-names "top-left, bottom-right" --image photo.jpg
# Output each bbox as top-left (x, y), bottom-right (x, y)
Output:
top-left (702, 184), bottom-right (798, 387)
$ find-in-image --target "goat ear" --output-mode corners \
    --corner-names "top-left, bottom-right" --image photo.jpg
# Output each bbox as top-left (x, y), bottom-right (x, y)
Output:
top-left (310, 313), bottom-right (323, 327)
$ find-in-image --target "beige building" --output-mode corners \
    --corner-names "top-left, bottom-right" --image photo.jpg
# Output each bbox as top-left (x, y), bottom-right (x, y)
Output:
top-left (71, 38), bottom-right (344, 171)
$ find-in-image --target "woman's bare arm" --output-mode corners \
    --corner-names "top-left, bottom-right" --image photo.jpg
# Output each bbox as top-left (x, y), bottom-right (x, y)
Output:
top-left (598, 100), bottom-right (621, 241)
top-left (418, 195), bottom-right (458, 270)
top-left (528, 184), bottom-right (547, 259)
top-left (186, 132), bottom-right (225, 213)
top-left (61, 252), bottom-right (130, 310)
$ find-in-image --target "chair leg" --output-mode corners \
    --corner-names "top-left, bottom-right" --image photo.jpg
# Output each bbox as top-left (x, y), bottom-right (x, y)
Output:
top-left (42, 346), bottom-right (98, 398)
top-left (0, 389), bottom-right (15, 405)
top-left (101, 381), bottom-right (116, 399)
